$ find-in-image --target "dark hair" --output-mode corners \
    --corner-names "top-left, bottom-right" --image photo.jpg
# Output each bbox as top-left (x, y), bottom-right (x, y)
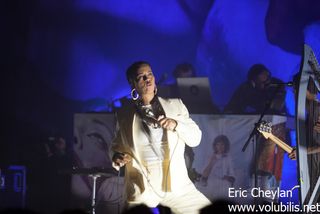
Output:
top-left (126, 61), bottom-right (151, 86)
top-left (247, 64), bottom-right (270, 81)
top-left (173, 63), bottom-right (196, 79)
top-left (212, 135), bottom-right (230, 154)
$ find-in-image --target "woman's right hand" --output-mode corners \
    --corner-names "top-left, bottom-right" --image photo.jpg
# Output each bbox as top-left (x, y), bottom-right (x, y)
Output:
top-left (288, 148), bottom-right (296, 160)
top-left (112, 152), bottom-right (132, 168)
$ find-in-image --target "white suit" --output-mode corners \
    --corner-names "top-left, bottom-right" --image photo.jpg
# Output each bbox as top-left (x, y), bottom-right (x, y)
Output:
top-left (112, 97), bottom-right (210, 214)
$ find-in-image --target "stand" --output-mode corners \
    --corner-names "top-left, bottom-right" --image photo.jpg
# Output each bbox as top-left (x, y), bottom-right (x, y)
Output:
top-left (241, 83), bottom-right (290, 204)
top-left (242, 82), bottom-right (291, 152)
top-left (89, 174), bottom-right (101, 214)
top-left (61, 167), bottom-right (117, 214)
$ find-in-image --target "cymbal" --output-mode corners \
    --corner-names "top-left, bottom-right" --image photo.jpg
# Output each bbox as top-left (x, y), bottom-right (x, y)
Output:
top-left (60, 167), bottom-right (118, 177)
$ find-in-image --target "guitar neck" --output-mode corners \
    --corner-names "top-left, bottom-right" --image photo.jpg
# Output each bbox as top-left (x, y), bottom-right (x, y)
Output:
top-left (267, 134), bottom-right (293, 153)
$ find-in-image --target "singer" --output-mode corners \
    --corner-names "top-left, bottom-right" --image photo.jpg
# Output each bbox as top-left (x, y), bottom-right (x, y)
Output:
top-left (111, 61), bottom-right (210, 214)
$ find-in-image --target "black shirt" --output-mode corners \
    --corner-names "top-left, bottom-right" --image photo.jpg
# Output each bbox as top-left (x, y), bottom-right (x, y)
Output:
top-left (224, 77), bottom-right (287, 114)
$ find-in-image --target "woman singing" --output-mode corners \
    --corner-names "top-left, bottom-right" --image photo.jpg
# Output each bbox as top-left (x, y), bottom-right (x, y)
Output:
top-left (111, 61), bottom-right (210, 214)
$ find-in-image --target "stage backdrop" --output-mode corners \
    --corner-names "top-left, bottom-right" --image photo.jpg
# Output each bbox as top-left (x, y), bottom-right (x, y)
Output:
top-left (72, 113), bottom-right (292, 211)
top-left (191, 114), bottom-right (288, 203)
top-left (72, 113), bottom-right (125, 214)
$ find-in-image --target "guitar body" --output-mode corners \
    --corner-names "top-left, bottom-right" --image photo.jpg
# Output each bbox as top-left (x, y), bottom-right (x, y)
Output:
top-left (257, 122), bottom-right (288, 181)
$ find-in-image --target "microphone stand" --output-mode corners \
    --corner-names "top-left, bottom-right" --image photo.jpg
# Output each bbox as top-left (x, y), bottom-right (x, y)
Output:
top-left (242, 82), bottom-right (290, 151)
top-left (241, 82), bottom-right (288, 204)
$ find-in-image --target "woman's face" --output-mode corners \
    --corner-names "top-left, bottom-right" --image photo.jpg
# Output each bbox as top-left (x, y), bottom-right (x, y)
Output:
top-left (214, 141), bottom-right (226, 154)
top-left (133, 64), bottom-right (156, 96)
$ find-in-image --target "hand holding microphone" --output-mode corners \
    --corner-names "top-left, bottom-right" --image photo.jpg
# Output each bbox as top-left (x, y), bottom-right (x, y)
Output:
top-left (144, 108), bottom-right (177, 131)
top-left (157, 115), bottom-right (177, 131)
top-left (112, 152), bottom-right (132, 168)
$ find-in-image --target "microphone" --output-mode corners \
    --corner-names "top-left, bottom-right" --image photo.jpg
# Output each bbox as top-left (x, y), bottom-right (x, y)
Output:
top-left (144, 108), bottom-right (162, 128)
top-left (145, 108), bottom-right (157, 120)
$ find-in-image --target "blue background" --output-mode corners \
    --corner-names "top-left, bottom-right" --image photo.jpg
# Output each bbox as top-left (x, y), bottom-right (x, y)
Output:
top-left (3, 0), bottom-right (320, 210)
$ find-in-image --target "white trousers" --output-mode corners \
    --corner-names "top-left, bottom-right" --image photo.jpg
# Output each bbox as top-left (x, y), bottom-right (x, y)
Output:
top-left (129, 163), bottom-right (211, 214)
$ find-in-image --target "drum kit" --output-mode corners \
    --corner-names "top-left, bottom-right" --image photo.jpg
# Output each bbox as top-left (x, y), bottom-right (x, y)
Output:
top-left (61, 167), bottom-right (118, 214)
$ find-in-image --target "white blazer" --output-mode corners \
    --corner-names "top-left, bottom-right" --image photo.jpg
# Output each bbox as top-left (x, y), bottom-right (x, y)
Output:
top-left (111, 97), bottom-right (202, 202)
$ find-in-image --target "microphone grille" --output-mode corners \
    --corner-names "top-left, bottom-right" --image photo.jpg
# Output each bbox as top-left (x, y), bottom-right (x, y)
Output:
top-left (145, 108), bottom-right (155, 117)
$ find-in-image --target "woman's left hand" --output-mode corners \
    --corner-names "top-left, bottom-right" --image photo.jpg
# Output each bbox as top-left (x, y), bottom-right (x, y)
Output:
top-left (158, 115), bottom-right (177, 131)
top-left (288, 148), bottom-right (296, 160)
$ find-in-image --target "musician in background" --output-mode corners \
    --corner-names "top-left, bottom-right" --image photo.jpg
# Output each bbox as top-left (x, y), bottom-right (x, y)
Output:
top-left (111, 61), bottom-right (210, 214)
top-left (157, 63), bottom-right (197, 98)
top-left (224, 64), bottom-right (287, 114)
top-left (173, 63), bottom-right (197, 79)
top-left (224, 64), bottom-right (288, 200)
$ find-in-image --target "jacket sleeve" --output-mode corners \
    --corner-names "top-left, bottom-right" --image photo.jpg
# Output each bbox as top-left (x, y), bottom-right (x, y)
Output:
top-left (109, 113), bottom-right (133, 159)
top-left (110, 119), bottom-right (120, 153)
top-left (173, 99), bottom-right (202, 147)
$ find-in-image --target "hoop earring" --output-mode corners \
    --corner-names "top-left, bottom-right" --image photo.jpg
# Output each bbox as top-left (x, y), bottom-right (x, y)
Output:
top-left (154, 86), bottom-right (158, 95)
top-left (131, 88), bottom-right (139, 100)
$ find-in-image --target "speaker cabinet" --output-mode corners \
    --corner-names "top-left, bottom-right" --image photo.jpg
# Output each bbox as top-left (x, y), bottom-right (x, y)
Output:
top-left (0, 165), bottom-right (27, 209)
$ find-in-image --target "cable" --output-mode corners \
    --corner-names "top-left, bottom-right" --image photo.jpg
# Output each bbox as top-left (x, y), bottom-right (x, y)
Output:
top-left (117, 169), bottom-right (121, 214)
top-left (135, 130), bottom-right (180, 199)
